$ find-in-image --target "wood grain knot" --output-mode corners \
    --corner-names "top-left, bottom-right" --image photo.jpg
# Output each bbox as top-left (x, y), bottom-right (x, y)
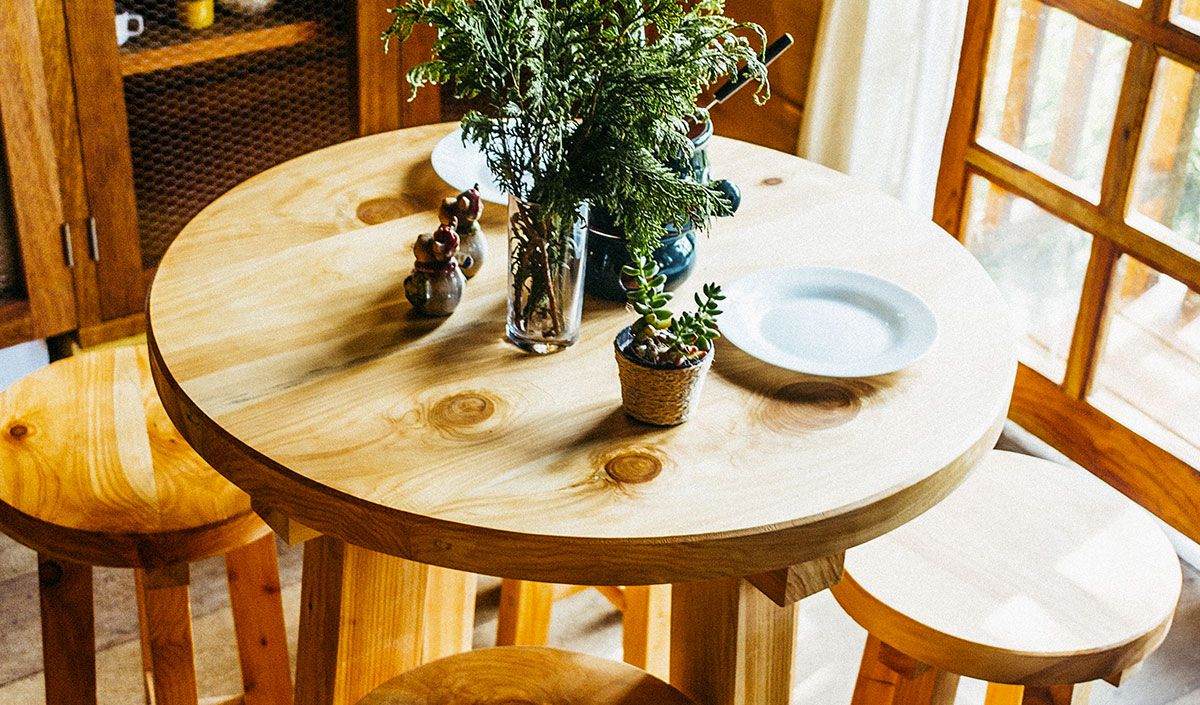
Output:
top-left (605, 452), bottom-right (663, 484)
top-left (759, 381), bottom-right (866, 433)
top-left (761, 177), bottom-right (783, 186)
top-left (431, 392), bottom-right (496, 428)
top-left (356, 195), bottom-right (423, 225)
top-left (8, 424), bottom-right (27, 438)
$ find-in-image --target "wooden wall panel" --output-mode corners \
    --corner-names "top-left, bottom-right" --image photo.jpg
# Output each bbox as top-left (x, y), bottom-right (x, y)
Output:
top-left (355, 0), bottom-right (403, 135)
top-left (712, 0), bottom-right (824, 153)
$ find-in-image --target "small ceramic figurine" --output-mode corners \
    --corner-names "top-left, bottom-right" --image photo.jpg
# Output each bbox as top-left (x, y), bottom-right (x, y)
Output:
top-left (438, 184), bottom-right (486, 278)
top-left (404, 221), bottom-right (466, 316)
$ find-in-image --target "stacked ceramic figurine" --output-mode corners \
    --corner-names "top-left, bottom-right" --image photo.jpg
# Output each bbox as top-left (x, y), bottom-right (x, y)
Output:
top-left (439, 184), bottom-right (486, 278)
top-left (404, 220), bottom-right (466, 316)
top-left (405, 184), bottom-right (487, 317)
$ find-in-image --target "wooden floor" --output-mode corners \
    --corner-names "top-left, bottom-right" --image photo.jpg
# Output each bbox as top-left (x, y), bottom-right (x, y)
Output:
top-left (0, 424), bottom-right (1197, 704)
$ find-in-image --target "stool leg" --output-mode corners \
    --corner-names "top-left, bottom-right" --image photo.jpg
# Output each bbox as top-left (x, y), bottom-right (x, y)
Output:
top-left (851, 635), bottom-right (959, 705)
top-left (985, 683), bottom-right (1093, 705)
top-left (136, 565), bottom-right (199, 705)
top-left (226, 534), bottom-right (293, 705)
top-left (496, 579), bottom-right (553, 646)
top-left (38, 554), bottom-right (97, 705)
top-left (1020, 684), bottom-right (1092, 705)
top-left (134, 571), bottom-right (156, 704)
top-left (985, 683), bottom-right (1024, 705)
top-left (622, 585), bottom-right (671, 680)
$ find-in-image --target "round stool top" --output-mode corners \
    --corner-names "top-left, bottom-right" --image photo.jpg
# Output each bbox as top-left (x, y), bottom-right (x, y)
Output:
top-left (832, 450), bottom-right (1182, 686)
top-left (0, 346), bottom-right (268, 568)
top-left (357, 647), bottom-right (696, 705)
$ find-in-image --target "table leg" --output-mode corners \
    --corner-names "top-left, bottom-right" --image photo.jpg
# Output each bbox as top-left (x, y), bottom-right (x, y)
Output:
top-left (670, 576), bottom-right (799, 705)
top-left (294, 536), bottom-right (476, 705)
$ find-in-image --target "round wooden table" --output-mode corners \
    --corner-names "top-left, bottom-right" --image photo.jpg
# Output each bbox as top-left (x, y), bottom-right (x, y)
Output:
top-left (147, 123), bottom-right (1016, 705)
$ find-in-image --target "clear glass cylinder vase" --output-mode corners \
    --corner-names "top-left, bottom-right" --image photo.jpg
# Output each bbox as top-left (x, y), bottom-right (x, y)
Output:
top-left (506, 196), bottom-right (588, 354)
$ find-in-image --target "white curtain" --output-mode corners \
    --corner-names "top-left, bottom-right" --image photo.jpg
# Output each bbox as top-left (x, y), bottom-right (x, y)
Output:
top-left (798, 0), bottom-right (971, 214)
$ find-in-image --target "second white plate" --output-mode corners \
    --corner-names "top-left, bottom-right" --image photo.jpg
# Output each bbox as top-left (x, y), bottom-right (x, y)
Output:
top-left (430, 128), bottom-right (508, 205)
top-left (720, 266), bottom-right (938, 377)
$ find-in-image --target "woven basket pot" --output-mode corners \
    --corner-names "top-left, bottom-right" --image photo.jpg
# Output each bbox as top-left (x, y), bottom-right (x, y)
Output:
top-left (614, 326), bottom-right (713, 426)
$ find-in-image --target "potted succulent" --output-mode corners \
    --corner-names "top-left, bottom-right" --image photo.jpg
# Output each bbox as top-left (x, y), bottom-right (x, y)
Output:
top-left (615, 252), bottom-right (723, 425)
top-left (384, 0), bottom-right (767, 353)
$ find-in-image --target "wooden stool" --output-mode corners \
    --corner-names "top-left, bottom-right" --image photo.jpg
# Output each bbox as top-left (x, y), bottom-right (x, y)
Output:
top-left (356, 646), bottom-right (695, 705)
top-left (0, 346), bottom-right (292, 705)
top-left (496, 581), bottom-right (670, 677)
top-left (831, 450), bottom-right (1182, 704)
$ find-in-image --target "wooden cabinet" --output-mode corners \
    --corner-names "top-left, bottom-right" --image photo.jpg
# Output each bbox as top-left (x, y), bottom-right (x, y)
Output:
top-left (1, 0), bottom-right (428, 348)
top-left (0, 0), bottom-right (78, 348)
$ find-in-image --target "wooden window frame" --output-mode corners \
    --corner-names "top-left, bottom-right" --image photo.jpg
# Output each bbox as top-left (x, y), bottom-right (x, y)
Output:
top-left (935, 0), bottom-right (1200, 542)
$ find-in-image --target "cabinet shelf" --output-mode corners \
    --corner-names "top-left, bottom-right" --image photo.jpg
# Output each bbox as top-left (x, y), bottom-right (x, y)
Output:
top-left (120, 21), bottom-right (325, 76)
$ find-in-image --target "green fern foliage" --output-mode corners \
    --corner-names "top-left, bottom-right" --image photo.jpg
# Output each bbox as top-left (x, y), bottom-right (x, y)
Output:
top-left (383, 0), bottom-right (768, 257)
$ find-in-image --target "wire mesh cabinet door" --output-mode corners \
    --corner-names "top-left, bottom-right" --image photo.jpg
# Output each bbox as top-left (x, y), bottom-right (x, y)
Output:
top-left (55, 0), bottom-right (421, 345)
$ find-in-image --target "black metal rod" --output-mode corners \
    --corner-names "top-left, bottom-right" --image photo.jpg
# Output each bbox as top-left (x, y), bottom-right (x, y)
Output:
top-left (706, 33), bottom-right (795, 110)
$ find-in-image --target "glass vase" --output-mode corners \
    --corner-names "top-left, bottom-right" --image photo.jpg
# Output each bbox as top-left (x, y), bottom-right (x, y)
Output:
top-left (506, 197), bottom-right (588, 353)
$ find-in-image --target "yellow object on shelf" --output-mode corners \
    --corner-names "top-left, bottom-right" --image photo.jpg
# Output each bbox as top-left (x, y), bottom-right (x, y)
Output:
top-left (178, 0), bottom-right (214, 29)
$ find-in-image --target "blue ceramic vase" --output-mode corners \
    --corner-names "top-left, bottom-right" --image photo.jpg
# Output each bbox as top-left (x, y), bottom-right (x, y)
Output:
top-left (584, 119), bottom-right (740, 302)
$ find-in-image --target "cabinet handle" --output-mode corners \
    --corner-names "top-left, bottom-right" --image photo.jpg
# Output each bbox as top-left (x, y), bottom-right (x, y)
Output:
top-left (87, 217), bottom-right (100, 261)
top-left (60, 222), bottom-right (75, 267)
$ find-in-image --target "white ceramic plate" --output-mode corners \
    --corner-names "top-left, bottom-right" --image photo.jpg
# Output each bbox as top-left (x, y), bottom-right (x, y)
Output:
top-left (430, 128), bottom-right (507, 205)
top-left (720, 266), bottom-right (938, 377)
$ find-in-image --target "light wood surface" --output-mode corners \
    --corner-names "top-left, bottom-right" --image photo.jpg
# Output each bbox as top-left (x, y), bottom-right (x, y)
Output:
top-left (985, 682), bottom-right (1091, 705)
top-left (671, 576), bottom-right (798, 705)
top-left (495, 582), bottom-right (672, 679)
top-left (294, 536), bottom-right (476, 705)
top-left (832, 451), bottom-right (1182, 687)
top-left (147, 123), bottom-right (1016, 587)
top-left (139, 572), bottom-right (199, 705)
top-left (495, 579), bottom-right (554, 647)
top-left (849, 635), bottom-right (960, 705)
top-left (225, 535), bottom-right (293, 705)
top-left (0, 346), bottom-right (270, 568)
top-left (356, 646), bottom-right (697, 705)
top-left (622, 584), bottom-right (672, 679)
top-left (747, 553), bottom-right (845, 607)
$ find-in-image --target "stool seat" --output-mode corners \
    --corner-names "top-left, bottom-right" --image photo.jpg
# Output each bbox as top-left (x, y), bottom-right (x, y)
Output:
top-left (0, 345), bottom-right (267, 568)
top-left (832, 450), bottom-right (1182, 688)
top-left (0, 346), bottom-right (291, 705)
top-left (357, 646), bottom-right (696, 705)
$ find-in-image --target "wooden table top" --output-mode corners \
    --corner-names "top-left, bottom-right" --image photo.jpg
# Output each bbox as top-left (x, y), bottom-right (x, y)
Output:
top-left (147, 123), bottom-right (1016, 585)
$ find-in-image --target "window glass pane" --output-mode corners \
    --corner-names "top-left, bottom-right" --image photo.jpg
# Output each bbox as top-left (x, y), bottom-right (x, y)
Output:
top-left (978, 0), bottom-right (1129, 198)
top-left (962, 176), bottom-right (1091, 382)
top-left (1172, 0), bottom-right (1200, 29)
top-left (1090, 256), bottom-right (1200, 466)
top-left (1129, 56), bottom-right (1200, 249)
